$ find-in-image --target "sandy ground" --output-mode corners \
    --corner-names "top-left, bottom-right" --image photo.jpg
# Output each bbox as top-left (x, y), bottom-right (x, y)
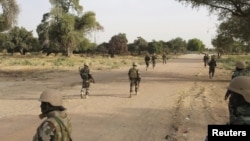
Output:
top-left (0, 54), bottom-right (231, 141)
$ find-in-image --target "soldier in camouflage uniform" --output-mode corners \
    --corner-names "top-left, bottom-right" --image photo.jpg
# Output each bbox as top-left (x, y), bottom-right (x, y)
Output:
top-left (225, 76), bottom-right (250, 125)
top-left (207, 55), bottom-right (217, 79)
top-left (231, 61), bottom-right (247, 79)
top-left (79, 62), bottom-right (95, 99)
top-left (203, 54), bottom-right (209, 67)
top-left (151, 53), bottom-right (157, 69)
top-left (144, 53), bottom-right (151, 71)
top-left (128, 62), bottom-right (141, 98)
top-left (162, 53), bottom-right (167, 64)
top-left (33, 89), bottom-right (72, 141)
top-left (225, 61), bottom-right (250, 123)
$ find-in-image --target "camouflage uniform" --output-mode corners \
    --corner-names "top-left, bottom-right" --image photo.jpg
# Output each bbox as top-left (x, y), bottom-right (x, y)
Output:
top-left (79, 63), bottom-right (95, 98)
top-left (226, 76), bottom-right (250, 125)
top-left (208, 56), bottom-right (216, 79)
top-left (151, 53), bottom-right (157, 69)
top-left (203, 54), bottom-right (209, 67)
top-left (33, 90), bottom-right (72, 141)
top-left (128, 62), bottom-right (141, 97)
top-left (33, 111), bottom-right (72, 141)
top-left (144, 53), bottom-right (150, 70)
top-left (225, 61), bottom-right (250, 123)
top-left (162, 53), bottom-right (167, 64)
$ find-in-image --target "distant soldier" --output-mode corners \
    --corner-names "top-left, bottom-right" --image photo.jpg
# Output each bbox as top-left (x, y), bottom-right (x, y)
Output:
top-left (203, 54), bottom-right (209, 67)
top-left (144, 53), bottom-right (150, 70)
top-left (207, 55), bottom-right (217, 79)
top-left (162, 53), bottom-right (167, 64)
top-left (79, 62), bottom-right (95, 98)
top-left (151, 53), bottom-right (157, 69)
top-left (128, 62), bottom-right (141, 98)
top-left (33, 89), bottom-right (72, 141)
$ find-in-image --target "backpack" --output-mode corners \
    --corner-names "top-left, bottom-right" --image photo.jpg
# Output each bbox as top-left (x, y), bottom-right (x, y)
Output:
top-left (80, 67), bottom-right (89, 80)
top-left (129, 68), bottom-right (138, 79)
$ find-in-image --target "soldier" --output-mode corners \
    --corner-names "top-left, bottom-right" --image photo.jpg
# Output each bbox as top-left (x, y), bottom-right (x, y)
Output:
top-left (231, 61), bottom-right (247, 79)
top-left (162, 52), bottom-right (167, 64)
top-left (207, 55), bottom-right (217, 79)
top-left (203, 54), bottom-right (209, 67)
top-left (33, 89), bottom-right (72, 141)
top-left (225, 76), bottom-right (250, 125)
top-left (151, 53), bottom-right (157, 69)
top-left (128, 62), bottom-right (141, 98)
top-left (204, 76), bottom-right (250, 141)
top-left (225, 61), bottom-right (249, 122)
top-left (144, 53), bottom-right (150, 70)
top-left (79, 62), bottom-right (95, 99)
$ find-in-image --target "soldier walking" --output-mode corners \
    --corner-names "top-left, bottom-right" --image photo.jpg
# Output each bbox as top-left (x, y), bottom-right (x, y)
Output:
top-left (144, 53), bottom-right (150, 70)
top-left (203, 54), bottom-right (209, 67)
top-left (208, 55), bottom-right (217, 79)
top-left (79, 62), bottom-right (95, 98)
top-left (128, 62), bottom-right (141, 98)
top-left (162, 53), bottom-right (167, 64)
top-left (151, 53), bottom-right (157, 69)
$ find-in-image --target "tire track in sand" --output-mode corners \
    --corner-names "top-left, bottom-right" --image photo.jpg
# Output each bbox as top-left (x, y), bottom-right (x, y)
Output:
top-left (166, 81), bottom-right (220, 141)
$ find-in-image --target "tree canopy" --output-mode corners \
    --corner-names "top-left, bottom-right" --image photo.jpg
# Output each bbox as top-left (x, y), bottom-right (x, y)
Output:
top-left (175, 0), bottom-right (250, 54)
top-left (0, 0), bottom-right (19, 31)
top-left (37, 0), bottom-right (103, 57)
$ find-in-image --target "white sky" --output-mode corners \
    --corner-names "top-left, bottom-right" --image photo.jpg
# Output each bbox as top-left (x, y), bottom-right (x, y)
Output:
top-left (17, 0), bottom-right (219, 48)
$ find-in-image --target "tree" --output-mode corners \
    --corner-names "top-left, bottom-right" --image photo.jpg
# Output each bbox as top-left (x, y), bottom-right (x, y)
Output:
top-left (175, 0), bottom-right (250, 51)
top-left (37, 0), bottom-right (103, 57)
top-left (168, 37), bottom-right (187, 53)
top-left (133, 37), bottom-right (148, 55)
top-left (148, 40), bottom-right (163, 54)
top-left (5, 26), bottom-right (35, 55)
top-left (0, 0), bottom-right (19, 32)
top-left (108, 33), bottom-right (128, 57)
top-left (175, 0), bottom-right (250, 18)
top-left (187, 38), bottom-right (205, 52)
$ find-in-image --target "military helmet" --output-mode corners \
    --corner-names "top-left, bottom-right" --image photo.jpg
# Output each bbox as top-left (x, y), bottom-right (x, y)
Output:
top-left (39, 89), bottom-right (63, 106)
top-left (132, 62), bottom-right (137, 66)
top-left (236, 61), bottom-right (246, 69)
top-left (228, 76), bottom-right (250, 103)
top-left (84, 62), bottom-right (89, 66)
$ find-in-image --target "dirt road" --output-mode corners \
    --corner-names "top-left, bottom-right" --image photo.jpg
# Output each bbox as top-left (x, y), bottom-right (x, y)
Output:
top-left (0, 54), bottom-right (231, 141)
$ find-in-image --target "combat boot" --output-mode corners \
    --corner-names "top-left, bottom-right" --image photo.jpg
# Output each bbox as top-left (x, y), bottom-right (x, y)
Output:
top-left (85, 91), bottom-right (89, 99)
top-left (80, 89), bottom-right (84, 99)
top-left (129, 90), bottom-right (132, 98)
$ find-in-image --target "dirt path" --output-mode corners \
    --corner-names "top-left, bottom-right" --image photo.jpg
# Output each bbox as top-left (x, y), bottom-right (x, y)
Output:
top-left (0, 54), bottom-right (231, 141)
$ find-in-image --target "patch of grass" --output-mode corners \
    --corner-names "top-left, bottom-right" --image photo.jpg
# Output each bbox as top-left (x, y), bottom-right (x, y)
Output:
top-left (218, 55), bottom-right (250, 70)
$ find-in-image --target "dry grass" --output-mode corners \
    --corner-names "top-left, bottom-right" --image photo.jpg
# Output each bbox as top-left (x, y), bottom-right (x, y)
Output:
top-left (0, 54), bottom-right (144, 72)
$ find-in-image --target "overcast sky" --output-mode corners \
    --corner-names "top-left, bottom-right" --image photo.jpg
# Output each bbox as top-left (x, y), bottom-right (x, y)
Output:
top-left (17, 0), bottom-right (219, 48)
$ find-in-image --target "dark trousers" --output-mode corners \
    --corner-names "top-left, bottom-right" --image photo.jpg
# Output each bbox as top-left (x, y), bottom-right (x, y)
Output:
top-left (209, 67), bottom-right (215, 78)
top-left (130, 79), bottom-right (139, 92)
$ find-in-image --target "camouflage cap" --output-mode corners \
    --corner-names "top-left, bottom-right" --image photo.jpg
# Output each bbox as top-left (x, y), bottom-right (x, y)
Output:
top-left (39, 89), bottom-right (63, 106)
top-left (228, 76), bottom-right (250, 103)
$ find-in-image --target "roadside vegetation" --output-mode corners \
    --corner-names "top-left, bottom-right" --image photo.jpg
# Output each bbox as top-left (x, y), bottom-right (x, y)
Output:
top-left (217, 55), bottom-right (250, 71)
